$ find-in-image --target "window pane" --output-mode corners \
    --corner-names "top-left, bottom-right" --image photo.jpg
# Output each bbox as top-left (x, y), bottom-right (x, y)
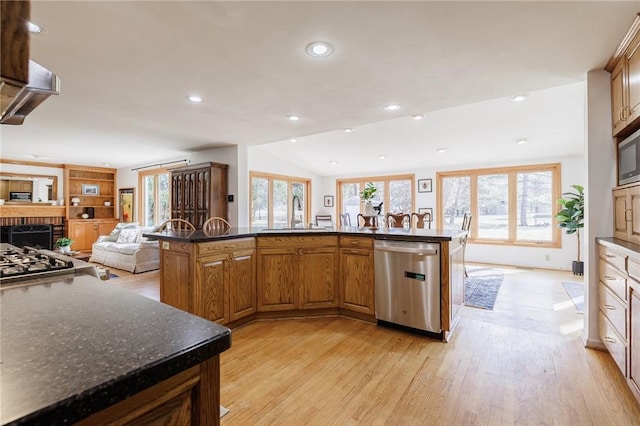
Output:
top-left (273, 180), bottom-right (288, 228)
top-left (389, 180), bottom-right (411, 214)
top-left (517, 171), bottom-right (553, 241)
top-left (342, 183), bottom-right (360, 225)
top-left (292, 182), bottom-right (305, 228)
top-left (442, 176), bottom-right (470, 230)
top-left (251, 177), bottom-right (269, 228)
top-left (477, 174), bottom-right (509, 239)
top-left (144, 175), bottom-right (155, 226)
top-left (158, 173), bottom-right (170, 223)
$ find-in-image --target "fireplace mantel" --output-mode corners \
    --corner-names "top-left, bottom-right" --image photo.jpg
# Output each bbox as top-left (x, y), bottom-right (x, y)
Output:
top-left (0, 205), bottom-right (66, 218)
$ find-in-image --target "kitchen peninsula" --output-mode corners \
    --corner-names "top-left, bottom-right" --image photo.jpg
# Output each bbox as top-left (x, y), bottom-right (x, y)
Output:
top-left (148, 226), bottom-right (466, 342)
top-left (0, 274), bottom-right (231, 425)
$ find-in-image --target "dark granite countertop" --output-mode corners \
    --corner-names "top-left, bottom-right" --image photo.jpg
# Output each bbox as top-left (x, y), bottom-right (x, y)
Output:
top-left (0, 274), bottom-right (231, 426)
top-left (144, 226), bottom-right (466, 243)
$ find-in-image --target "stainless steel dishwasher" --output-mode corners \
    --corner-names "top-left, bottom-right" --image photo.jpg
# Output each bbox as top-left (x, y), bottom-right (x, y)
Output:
top-left (374, 240), bottom-right (441, 333)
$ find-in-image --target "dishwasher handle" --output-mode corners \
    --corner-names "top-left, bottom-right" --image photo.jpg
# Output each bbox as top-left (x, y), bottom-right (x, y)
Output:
top-left (375, 245), bottom-right (438, 256)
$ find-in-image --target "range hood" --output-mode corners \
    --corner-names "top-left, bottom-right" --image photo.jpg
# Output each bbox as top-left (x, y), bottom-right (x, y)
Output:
top-left (1, 60), bottom-right (60, 125)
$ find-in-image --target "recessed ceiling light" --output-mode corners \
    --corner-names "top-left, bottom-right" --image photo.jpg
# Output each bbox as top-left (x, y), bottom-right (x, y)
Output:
top-left (516, 138), bottom-right (527, 145)
top-left (290, 138), bottom-right (297, 143)
top-left (344, 128), bottom-right (353, 133)
top-left (102, 162), bottom-right (111, 167)
top-left (305, 41), bottom-right (334, 58)
top-left (27, 21), bottom-right (42, 33)
top-left (437, 148), bottom-right (446, 153)
top-left (287, 115), bottom-right (300, 121)
top-left (186, 95), bottom-right (203, 103)
top-left (383, 104), bottom-right (402, 111)
top-left (379, 155), bottom-right (387, 160)
top-left (330, 160), bottom-right (338, 165)
top-left (511, 94), bottom-right (527, 102)
top-left (412, 114), bottom-right (424, 120)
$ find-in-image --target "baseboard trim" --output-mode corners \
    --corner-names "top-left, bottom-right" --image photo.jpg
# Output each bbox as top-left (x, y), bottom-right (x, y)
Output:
top-left (583, 336), bottom-right (606, 351)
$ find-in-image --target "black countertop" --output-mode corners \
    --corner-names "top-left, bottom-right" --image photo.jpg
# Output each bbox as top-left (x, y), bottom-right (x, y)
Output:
top-left (145, 226), bottom-right (467, 243)
top-left (0, 274), bottom-right (231, 426)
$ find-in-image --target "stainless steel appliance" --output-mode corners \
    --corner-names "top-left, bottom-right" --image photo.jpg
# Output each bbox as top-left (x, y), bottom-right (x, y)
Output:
top-left (618, 126), bottom-right (640, 186)
top-left (374, 240), bottom-right (441, 333)
top-left (9, 191), bottom-right (31, 201)
top-left (0, 243), bottom-right (97, 285)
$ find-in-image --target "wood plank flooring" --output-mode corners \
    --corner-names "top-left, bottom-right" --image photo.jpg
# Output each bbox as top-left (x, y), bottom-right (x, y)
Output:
top-left (108, 264), bottom-right (640, 425)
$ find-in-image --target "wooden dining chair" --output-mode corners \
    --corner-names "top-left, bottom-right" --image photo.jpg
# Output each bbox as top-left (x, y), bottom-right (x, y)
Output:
top-left (411, 212), bottom-right (432, 229)
top-left (203, 217), bottom-right (231, 233)
top-left (340, 212), bottom-right (352, 226)
top-left (385, 212), bottom-right (409, 228)
top-left (157, 218), bottom-right (196, 232)
top-left (461, 213), bottom-right (472, 277)
top-left (357, 213), bottom-right (378, 227)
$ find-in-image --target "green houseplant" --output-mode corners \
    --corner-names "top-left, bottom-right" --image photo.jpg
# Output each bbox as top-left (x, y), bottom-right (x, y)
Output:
top-left (54, 237), bottom-right (73, 253)
top-left (555, 184), bottom-right (584, 275)
top-left (359, 182), bottom-right (378, 215)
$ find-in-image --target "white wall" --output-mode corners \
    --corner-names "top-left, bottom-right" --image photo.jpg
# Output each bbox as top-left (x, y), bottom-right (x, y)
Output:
top-left (584, 70), bottom-right (615, 348)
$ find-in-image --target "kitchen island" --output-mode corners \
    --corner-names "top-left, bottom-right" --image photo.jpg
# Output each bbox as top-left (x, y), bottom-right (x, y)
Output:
top-left (148, 226), bottom-right (466, 342)
top-left (0, 274), bottom-right (231, 425)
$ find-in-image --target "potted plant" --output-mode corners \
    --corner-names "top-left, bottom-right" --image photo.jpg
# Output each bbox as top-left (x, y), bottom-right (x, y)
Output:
top-left (555, 184), bottom-right (584, 275)
top-left (359, 182), bottom-right (378, 215)
top-left (54, 237), bottom-right (74, 254)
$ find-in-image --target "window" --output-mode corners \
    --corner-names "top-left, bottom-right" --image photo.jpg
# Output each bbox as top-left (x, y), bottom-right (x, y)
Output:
top-left (437, 164), bottom-right (561, 247)
top-left (250, 172), bottom-right (310, 228)
top-left (138, 168), bottom-right (171, 227)
top-left (336, 174), bottom-right (415, 224)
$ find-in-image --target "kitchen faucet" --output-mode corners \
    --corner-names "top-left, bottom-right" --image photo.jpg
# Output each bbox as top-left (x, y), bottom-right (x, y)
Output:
top-left (291, 195), bottom-right (302, 228)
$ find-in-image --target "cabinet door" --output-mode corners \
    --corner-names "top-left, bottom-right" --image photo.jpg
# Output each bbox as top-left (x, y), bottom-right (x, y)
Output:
top-left (257, 248), bottom-right (297, 311)
top-left (612, 58), bottom-right (627, 136)
top-left (68, 221), bottom-right (96, 251)
top-left (629, 186), bottom-right (640, 245)
top-left (171, 172), bottom-right (184, 220)
top-left (340, 248), bottom-right (375, 314)
top-left (630, 282), bottom-right (640, 395)
top-left (195, 254), bottom-right (229, 324)
top-left (299, 247), bottom-right (339, 309)
top-left (614, 188), bottom-right (631, 241)
top-left (627, 32), bottom-right (640, 126)
top-left (97, 220), bottom-right (118, 238)
top-left (229, 249), bottom-right (256, 321)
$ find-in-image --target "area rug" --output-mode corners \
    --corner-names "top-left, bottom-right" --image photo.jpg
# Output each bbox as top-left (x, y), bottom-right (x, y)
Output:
top-left (109, 272), bottom-right (119, 279)
top-left (464, 267), bottom-right (504, 310)
top-left (562, 281), bottom-right (584, 313)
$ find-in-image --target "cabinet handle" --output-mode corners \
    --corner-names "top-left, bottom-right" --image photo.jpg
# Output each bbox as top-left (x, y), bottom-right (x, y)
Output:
top-left (603, 304), bottom-right (616, 310)
top-left (234, 255), bottom-right (251, 261)
top-left (203, 261), bottom-right (223, 267)
top-left (604, 276), bottom-right (617, 280)
top-left (348, 250), bottom-right (364, 255)
top-left (605, 254), bottom-right (616, 259)
top-left (351, 241), bottom-right (361, 245)
top-left (604, 336), bottom-right (617, 344)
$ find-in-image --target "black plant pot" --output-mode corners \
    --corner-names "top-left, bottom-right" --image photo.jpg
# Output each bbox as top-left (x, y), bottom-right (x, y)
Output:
top-left (572, 261), bottom-right (584, 276)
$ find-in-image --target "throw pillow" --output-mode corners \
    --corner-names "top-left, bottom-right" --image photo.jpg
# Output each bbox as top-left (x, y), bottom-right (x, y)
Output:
top-left (116, 228), bottom-right (140, 244)
top-left (104, 222), bottom-right (138, 242)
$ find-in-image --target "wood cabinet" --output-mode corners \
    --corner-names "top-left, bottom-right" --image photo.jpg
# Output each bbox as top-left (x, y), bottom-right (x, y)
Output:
top-left (597, 239), bottom-right (640, 404)
top-left (161, 237), bottom-right (256, 325)
top-left (67, 218), bottom-right (118, 251)
top-left (1, 1), bottom-right (30, 119)
top-left (170, 162), bottom-right (228, 229)
top-left (64, 165), bottom-right (117, 220)
top-left (608, 14), bottom-right (640, 136)
top-left (339, 236), bottom-right (374, 315)
top-left (257, 236), bottom-right (339, 312)
top-left (7, 180), bottom-right (33, 193)
top-left (613, 184), bottom-right (640, 245)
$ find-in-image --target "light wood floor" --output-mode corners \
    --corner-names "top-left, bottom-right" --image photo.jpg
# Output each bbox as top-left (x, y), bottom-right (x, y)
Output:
top-left (108, 265), bottom-right (640, 425)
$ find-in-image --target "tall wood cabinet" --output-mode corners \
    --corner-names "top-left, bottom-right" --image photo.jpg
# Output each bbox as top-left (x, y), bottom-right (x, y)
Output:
top-left (170, 162), bottom-right (228, 229)
top-left (607, 14), bottom-right (640, 136)
top-left (64, 165), bottom-right (118, 251)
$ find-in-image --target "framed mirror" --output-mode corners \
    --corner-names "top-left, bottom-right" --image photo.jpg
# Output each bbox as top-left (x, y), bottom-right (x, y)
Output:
top-left (119, 188), bottom-right (134, 223)
top-left (0, 172), bottom-right (58, 203)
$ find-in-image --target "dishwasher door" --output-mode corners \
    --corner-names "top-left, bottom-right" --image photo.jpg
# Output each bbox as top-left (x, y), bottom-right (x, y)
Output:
top-left (374, 240), bottom-right (441, 333)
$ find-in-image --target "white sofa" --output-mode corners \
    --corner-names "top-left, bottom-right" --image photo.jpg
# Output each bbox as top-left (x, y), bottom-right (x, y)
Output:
top-left (90, 224), bottom-right (160, 273)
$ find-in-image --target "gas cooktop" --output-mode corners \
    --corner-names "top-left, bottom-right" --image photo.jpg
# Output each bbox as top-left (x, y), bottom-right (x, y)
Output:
top-left (0, 244), bottom-right (96, 285)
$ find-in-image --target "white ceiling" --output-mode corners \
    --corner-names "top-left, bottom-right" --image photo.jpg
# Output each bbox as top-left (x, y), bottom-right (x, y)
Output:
top-left (1, 1), bottom-right (637, 175)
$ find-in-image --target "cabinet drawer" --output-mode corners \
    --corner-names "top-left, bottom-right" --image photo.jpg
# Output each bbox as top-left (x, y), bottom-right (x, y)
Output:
top-left (197, 238), bottom-right (255, 256)
top-left (599, 312), bottom-right (627, 376)
top-left (257, 235), bottom-right (337, 248)
top-left (599, 245), bottom-right (627, 273)
top-left (339, 236), bottom-right (373, 249)
top-left (600, 259), bottom-right (628, 302)
top-left (599, 282), bottom-right (627, 338)
top-left (628, 256), bottom-right (640, 283)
